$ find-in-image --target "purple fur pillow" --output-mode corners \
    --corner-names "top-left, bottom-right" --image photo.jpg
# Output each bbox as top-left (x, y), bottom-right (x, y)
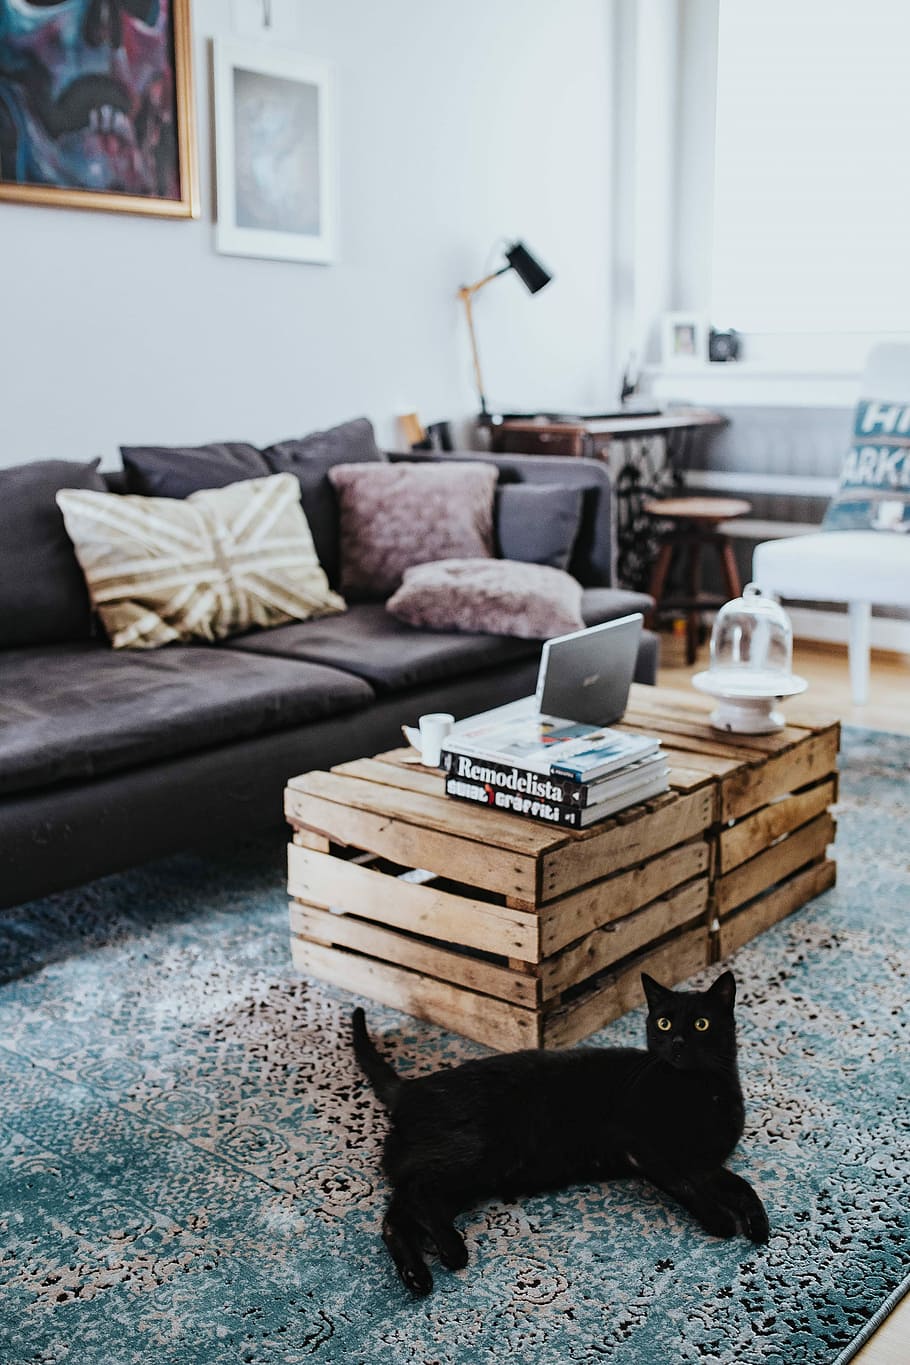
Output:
top-left (328, 462), bottom-right (498, 599)
top-left (386, 558), bottom-right (586, 639)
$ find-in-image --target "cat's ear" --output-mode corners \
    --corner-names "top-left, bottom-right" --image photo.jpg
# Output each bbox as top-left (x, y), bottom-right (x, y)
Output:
top-left (641, 973), bottom-right (669, 1010)
top-left (707, 970), bottom-right (736, 1012)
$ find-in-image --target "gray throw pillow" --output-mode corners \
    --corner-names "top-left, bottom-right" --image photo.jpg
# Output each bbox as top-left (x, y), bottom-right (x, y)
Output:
top-left (496, 483), bottom-right (585, 569)
top-left (120, 441), bottom-right (269, 497)
top-left (328, 461), bottom-right (498, 600)
top-left (386, 558), bottom-right (586, 639)
top-left (0, 459), bottom-right (107, 647)
top-left (262, 418), bottom-right (385, 587)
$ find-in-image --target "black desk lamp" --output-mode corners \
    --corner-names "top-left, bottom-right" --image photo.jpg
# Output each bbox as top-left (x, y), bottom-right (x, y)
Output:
top-left (458, 241), bottom-right (552, 418)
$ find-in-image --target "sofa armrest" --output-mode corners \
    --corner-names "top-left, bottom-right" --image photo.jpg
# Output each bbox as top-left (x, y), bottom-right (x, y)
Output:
top-left (388, 448), bottom-right (617, 588)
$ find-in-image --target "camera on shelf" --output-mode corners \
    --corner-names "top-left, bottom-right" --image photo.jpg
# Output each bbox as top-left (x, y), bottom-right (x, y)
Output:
top-left (708, 328), bottom-right (741, 363)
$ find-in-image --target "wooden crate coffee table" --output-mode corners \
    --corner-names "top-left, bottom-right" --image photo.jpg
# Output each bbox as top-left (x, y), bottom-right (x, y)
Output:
top-left (285, 685), bottom-right (839, 1050)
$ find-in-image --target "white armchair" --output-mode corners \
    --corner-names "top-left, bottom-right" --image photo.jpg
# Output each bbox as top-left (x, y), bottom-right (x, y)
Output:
top-left (752, 344), bottom-right (910, 704)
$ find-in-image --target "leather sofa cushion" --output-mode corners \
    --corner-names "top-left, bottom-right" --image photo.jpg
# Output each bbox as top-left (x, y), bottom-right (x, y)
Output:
top-left (222, 602), bottom-right (537, 692)
top-left (0, 459), bottom-right (107, 648)
top-left (221, 588), bottom-right (654, 693)
top-left (0, 643), bottom-right (373, 797)
top-left (120, 441), bottom-right (269, 496)
top-left (261, 418), bottom-right (385, 588)
top-left (495, 483), bottom-right (585, 569)
top-left (581, 587), bottom-right (655, 625)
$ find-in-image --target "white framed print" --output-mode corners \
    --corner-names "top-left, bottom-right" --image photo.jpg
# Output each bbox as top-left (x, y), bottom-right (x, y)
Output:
top-left (213, 39), bottom-right (336, 264)
top-left (660, 313), bottom-right (707, 366)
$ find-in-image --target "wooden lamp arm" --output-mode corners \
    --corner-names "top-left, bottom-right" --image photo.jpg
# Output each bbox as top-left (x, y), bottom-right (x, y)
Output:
top-left (458, 267), bottom-right (509, 417)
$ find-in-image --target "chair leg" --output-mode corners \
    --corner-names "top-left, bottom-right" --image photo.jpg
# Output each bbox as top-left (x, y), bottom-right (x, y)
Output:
top-left (719, 537), bottom-right (742, 602)
top-left (686, 535), bottom-right (702, 666)
top-left (847, 601), bottom-right (871, 705)
top-left (646, 542), bottom-right (674, 629)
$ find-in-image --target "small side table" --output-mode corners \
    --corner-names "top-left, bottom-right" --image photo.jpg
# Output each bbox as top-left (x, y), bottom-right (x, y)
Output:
top-left (284, 689), bottom-right (838, 1049)
top-left (644, 496), bottom-right (752, 665)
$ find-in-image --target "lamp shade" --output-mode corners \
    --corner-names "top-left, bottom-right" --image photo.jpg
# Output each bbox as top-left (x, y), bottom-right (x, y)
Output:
top-left (505, 241), bottom-right (551, 294)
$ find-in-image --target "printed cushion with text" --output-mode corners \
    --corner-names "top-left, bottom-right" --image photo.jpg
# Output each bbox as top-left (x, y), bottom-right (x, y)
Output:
top-left (822, 399), bottom-right (910, 531)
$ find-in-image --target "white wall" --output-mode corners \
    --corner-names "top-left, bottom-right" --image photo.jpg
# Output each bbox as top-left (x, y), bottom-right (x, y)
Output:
top-left (0, 0), bottom-right (614, 469)
top-left (608, 0), bottom-right (680, 394)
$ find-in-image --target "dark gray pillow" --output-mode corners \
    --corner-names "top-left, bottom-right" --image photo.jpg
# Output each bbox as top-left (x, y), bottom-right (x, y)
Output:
top-left (120, 441), bottom-right (268, 497)
top-left (0, 459), bottom-right (107, 647)
top-left (496, 483), bottom-right (585, 570)
top-left (262, 418), bottom-right (385, 587)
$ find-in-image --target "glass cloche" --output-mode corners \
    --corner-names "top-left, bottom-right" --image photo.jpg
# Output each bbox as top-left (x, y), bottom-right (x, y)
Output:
top-left (692, 584), bottom-right (807, 733)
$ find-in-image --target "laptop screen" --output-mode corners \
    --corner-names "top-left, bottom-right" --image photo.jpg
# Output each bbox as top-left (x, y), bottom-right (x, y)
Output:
top-left (534, 614), bottom-right (643, 726)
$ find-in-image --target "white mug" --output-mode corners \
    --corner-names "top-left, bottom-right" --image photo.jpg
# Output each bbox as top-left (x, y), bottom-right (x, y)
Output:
top-left (418, 712), bottom-right (454, 766)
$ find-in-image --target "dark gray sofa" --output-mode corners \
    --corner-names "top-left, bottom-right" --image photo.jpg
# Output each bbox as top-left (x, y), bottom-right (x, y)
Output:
top-left (0, 442), bottom-right (657, 909)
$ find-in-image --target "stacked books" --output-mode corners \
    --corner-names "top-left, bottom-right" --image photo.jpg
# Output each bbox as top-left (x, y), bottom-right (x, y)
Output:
top-left (441, 700), bottom-right (669, 829)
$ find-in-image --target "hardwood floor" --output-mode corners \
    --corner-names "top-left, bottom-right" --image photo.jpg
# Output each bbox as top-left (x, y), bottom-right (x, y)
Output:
top-left (659, 635), bottom-right (910, 1361)
top-left (658, 636), bottom-right (910, 736)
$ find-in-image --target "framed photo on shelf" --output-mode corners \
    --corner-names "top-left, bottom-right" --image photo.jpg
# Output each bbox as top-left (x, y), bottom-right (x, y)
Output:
top-left (212, 39), bottom-right (336, 265)
top-left (0, 0), bottom-right (198, 219)
top-left (661, 313), bottom-right (708, 366)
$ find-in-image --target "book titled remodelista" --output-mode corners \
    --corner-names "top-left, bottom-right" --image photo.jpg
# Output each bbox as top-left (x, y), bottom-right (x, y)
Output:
top-left (443, 699), bottom-right (660, 785)
top-left (441, 748), bottom-right (668, 807)
top-left (444, 769), bottom-right (670, 828)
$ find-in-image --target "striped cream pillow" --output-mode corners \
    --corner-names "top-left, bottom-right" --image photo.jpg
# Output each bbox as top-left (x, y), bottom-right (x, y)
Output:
top-left (56, 473), bottom-right (345, 649)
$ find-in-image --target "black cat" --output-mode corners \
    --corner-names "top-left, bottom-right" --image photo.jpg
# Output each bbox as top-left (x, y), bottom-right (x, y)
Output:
top-left (351, 970), bottom-right (769, 1296)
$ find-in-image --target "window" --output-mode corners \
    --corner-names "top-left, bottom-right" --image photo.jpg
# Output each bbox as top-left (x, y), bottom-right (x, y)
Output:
top-left (711, 0), bottom-right (910, 333)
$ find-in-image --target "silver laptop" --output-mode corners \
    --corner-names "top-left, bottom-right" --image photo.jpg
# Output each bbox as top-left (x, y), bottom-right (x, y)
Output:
top-left (533, 613), bottom-right (643, 725)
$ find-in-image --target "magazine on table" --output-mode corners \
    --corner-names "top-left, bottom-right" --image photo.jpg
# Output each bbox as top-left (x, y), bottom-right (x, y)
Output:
top-left (444, 699), bottom-right (660, 785)
top-left (441, 748), bottom-right (668, 807)
top-left (444, 768), bottom-right (670, 828)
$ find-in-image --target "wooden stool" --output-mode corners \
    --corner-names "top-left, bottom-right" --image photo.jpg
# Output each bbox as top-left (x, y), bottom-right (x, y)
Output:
top-left (644, 496), bottom-right (752, 665)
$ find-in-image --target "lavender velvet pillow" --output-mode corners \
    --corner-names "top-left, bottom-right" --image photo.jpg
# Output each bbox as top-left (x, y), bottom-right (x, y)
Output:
top-left (386, 558), bottom-right (586, 639)
top-left (327, 461), bottom-right (498, 599)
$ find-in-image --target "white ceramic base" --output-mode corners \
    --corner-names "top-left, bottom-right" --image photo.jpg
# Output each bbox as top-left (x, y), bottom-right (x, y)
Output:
top-left (708, 696), bottom-right (787, 734)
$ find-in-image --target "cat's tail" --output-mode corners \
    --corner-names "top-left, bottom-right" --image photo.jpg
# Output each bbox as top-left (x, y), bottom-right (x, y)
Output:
top-left (351, 1007), bottom-right (402, 1109)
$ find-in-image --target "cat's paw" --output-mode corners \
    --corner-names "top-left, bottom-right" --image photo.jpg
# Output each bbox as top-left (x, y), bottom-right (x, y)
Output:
top-left (698, 1203), bottom-right (740, 1239)
top-left (702, 1169), bottom-right (770, 1244)
top-left (704, 1187), bottom-right (770, 1243)
top-left (742, 1195), bottom-right (770, 1244)
top-left (435, 1229), bottom-right (469, 1270)
top-left (399, 1261), bottom-right (434, 1297)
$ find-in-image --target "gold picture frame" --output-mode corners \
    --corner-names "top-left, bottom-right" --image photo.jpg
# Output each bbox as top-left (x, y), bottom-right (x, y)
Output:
top-left (0, 0), bottom-right (199, 219)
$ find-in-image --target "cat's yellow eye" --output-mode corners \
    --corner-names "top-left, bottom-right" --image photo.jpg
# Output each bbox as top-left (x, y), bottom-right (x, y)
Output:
top-left (694, 1017), bottom-right (710, 1032)
top-left (656, 1017), bottom-right (672, 1032)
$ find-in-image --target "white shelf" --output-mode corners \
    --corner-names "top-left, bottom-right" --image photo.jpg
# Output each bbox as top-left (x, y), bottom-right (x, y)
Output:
top-left (643, 363), bottom-right (861, 380)
top-left (682, 469), bottom-right (838, 498)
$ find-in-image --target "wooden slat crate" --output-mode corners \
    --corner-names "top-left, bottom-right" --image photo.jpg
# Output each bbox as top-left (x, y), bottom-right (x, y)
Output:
top-left (618, 684), bottom-right (839, 963)
top-left (285, 684), bottom-right (840, 1050)
top-left (285, 750), bottom-right (714, 1051)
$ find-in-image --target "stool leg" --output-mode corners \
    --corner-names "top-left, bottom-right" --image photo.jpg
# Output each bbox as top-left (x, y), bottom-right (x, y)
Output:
top-left (686, 534), bottom-right (701, 665)
top-left (719, 536), bottom-right (742, 601)
top-left (646, 541), bottom-right (674, 629)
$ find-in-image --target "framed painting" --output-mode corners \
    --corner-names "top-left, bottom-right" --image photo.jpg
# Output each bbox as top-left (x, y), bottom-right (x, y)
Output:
top-left (213, 39), bottom-right (335, 264)
top-left (0, 0), bottom-right (198, 218)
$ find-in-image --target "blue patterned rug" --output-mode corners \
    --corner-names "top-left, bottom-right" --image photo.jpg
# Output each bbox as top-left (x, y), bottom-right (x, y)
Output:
top-left (0, 726), bottom-right (908, 1365)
